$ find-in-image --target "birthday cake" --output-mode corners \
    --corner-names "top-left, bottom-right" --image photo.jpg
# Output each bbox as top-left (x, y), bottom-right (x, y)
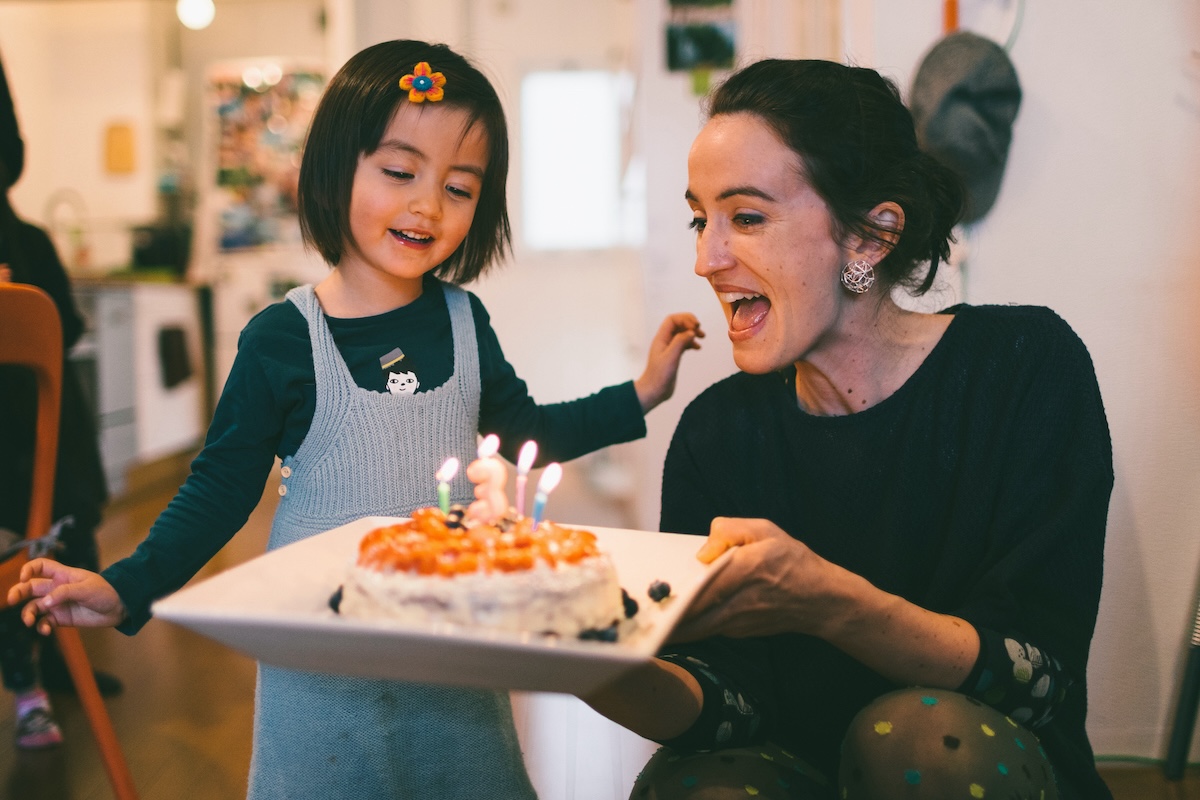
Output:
top-left (337, 506), bottom-right (626, 637)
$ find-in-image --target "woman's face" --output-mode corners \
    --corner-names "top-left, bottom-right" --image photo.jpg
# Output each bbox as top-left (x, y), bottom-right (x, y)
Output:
top-left (686, 112), bottom-right (849, 374)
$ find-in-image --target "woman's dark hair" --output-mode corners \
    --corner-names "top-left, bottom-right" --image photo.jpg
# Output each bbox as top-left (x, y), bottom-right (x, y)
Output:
top-left (0, 159), bottom-right (25, 281)
top-left (707, 59), bottom-right (964, 294)
top-left (298, 40), bottom-right (510, 284)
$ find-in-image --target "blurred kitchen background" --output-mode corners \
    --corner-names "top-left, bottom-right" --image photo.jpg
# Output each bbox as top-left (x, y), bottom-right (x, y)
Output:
top-left (0, 1), bottom-right (1198, 797)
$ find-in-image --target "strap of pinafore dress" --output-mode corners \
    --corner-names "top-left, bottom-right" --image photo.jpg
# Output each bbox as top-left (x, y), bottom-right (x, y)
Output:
top-left (269, 282), bottom-right (482, 548)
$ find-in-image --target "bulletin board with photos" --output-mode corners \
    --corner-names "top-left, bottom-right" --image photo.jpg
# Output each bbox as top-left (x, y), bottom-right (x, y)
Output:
top-left (202, 60), bottom-right (325, 253)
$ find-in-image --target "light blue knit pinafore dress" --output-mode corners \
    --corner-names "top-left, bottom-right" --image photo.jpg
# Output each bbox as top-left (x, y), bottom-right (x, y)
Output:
top-left (246, 284), bottom-right (536, 799)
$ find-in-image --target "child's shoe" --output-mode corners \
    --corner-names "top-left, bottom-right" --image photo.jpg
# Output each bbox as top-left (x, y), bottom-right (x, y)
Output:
top-left (15, 689), bottom-right (63, 749)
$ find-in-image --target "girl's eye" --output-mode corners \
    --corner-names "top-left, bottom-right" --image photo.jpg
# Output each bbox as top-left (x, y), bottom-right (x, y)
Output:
top-left (688, 217), bottom-right (707, 232)
top-left (447, 185), bottom-right (474, 200)
top-left (382, 168), bottom-right (413, 180)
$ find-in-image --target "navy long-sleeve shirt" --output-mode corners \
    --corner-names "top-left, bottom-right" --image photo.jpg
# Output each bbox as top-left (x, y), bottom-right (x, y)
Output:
top-left (658, 304), bottom-right (1113, 800)
top-left (104, 274), bottom-right (645, 631)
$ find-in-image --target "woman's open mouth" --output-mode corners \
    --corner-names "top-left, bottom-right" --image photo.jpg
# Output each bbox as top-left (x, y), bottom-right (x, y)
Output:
top-left (722, 292), bottom-right (770, 334)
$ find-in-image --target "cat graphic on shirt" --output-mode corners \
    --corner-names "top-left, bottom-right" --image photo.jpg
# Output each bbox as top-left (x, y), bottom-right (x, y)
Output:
top-left (386, 370), bottom-right (419, 395)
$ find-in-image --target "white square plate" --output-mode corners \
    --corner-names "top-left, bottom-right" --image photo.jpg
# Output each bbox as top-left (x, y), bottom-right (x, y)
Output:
top-left (152, 517), bottom-right (729, 695)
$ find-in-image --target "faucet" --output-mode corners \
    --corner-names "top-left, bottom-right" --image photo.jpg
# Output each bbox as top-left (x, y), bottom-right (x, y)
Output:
top-left (43, 187), bottom-right (90, 270)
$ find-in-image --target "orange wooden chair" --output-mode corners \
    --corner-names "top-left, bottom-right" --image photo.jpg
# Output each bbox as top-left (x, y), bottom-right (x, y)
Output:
top-left (0, 283), bottom-right (138, 799)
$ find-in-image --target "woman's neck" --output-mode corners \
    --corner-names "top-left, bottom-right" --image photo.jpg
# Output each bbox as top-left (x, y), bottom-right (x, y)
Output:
top-left (794, 301), bottom-right (952, 416)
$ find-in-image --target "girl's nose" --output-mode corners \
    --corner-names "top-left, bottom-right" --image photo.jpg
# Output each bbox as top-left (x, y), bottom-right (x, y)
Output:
top-left (409, 182), bottom-right (443, 219)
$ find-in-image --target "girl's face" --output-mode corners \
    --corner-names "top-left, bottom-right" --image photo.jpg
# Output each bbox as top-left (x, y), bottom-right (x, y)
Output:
top-left (686, 112), bottom-right (850, 374)
top-left (342, 103), bottom-right (489, 296)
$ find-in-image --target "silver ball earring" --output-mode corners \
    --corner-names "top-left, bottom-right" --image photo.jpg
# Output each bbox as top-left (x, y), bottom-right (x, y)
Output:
top-left (841, 260), bottom-right (875, 294)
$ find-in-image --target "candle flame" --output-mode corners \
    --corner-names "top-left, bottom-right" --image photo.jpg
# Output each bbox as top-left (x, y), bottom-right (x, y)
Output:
top-left (517, 440), bottom-right (538, 475)
top-left (536, 462), bottom-right (562, 494)
top-left (435, 457), bottom-right (459, 482)
top-left (477, 433), bottom-right (500, 459)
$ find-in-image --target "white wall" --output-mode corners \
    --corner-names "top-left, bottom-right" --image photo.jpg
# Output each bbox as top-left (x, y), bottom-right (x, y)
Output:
top-left (0, 2), bottom-right (160, 268)
top-left (866, 0), bottom-right (1200, 763)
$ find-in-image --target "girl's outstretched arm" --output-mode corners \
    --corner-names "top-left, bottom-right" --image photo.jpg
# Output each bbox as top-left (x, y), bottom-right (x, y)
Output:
top-left (634, 313), bottom-right (704, 413)
top-left (7, 558), bottom-right (127, 634)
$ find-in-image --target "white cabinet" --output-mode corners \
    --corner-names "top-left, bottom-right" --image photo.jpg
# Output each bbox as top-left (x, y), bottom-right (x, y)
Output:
top-left (75, 282), bottom-right (205, 496)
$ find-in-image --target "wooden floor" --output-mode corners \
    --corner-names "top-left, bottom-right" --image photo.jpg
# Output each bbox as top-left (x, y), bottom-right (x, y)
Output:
top-left (0, 470), bottom-right (1197, 799)
top-left (0, 472), bottom-right (266, 800)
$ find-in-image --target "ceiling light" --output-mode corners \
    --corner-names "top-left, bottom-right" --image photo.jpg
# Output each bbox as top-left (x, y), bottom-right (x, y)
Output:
top-left (177, 0), bottom-right (215, 31)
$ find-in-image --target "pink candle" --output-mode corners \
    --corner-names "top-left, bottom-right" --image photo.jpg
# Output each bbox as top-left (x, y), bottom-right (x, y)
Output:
top-left (515, 440), bottom-right (538, 517)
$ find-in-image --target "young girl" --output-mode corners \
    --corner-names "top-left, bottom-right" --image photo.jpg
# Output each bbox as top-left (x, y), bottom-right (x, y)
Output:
top-left (8, 40), bottom-right (701, 798)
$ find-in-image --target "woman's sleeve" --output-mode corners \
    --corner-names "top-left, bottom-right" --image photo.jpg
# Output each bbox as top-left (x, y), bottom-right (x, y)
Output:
top-left (653, 638), bottom-right (778, 751)
top-left (101, 328), bottom-right (286, 633)
top-left (954, 313), bottom-right (1113, 727)
top-left (473, 297), bottom-right (646, 465)
top-left (654, 395), bottom-right (784, 750)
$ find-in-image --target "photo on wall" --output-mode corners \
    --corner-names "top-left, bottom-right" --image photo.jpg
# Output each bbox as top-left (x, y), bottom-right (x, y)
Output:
top-left (666, 21), bottom-right (736, 71)
top-left (665, 0), bottom-right (735, 72)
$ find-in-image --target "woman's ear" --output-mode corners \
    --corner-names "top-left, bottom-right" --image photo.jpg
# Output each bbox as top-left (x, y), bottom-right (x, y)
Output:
top-left (847, 201), bottom-right (905, 261)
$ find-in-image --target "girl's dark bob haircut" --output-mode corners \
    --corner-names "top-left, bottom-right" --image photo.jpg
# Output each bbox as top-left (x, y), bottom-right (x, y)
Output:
top-left (298, 40), bottom-right (510, 284)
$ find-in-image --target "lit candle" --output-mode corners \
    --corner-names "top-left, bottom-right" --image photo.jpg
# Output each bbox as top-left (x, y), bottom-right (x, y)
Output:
top-left (477, 433), bottom-right (500, 460)
top-left (515, 440), bottom-right (538, 517)
top-left (436, 457), bottom-right (459, 514)
top-left (466, 433), bottom-right (508, 523)
top-left (531, 462), bottom-right (562, 530)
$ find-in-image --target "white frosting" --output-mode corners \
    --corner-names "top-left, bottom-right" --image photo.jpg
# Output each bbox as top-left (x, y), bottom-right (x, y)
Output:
top-left (340, 553), bottom-right (624, 636)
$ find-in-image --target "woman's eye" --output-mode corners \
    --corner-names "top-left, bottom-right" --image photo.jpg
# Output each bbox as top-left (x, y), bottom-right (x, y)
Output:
top-left (733, 213), bottom-right (764, 227)
top-left (688, 217), bottom-right (707, 232)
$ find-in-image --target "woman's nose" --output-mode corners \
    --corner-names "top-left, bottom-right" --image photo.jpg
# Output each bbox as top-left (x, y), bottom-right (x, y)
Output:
top-left (695, 230), bottom-right (733, 277)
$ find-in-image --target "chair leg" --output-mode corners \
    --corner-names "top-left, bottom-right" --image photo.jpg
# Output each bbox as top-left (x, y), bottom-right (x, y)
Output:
top-left (1165, 596), bottom-right (1200, 781)
top-left (53, 627), bottom-right (139, 799)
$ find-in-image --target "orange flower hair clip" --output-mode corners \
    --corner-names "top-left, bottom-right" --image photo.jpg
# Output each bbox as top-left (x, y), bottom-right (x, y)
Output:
top-left (399, 62), bottom-right (446, 103)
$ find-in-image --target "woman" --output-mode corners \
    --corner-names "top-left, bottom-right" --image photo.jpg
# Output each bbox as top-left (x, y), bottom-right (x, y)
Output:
top-left (0, 54), bottom-right (117, 751)
top-left (585, 59), bottom-right (1113, 800)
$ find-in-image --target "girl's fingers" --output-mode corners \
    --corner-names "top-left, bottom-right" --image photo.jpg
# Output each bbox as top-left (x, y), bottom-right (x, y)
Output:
top-left (17, 580), bottom-right (82, 626)
top-left (33, 608), bottom-right (56, 636)
top-left (19, 557), bottom-right (70, 583)
top-left (20, 599), bottom-right (49, 629)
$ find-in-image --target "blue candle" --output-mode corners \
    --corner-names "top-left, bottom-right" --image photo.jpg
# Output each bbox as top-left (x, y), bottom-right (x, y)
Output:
top-left (515, 440), bottom-right (538, 517)
top-left (531, 462), bottom-right (562, 530)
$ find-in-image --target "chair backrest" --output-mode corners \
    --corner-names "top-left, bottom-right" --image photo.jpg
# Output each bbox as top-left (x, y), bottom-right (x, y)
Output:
top-left (0, 283), bottom-right (62, 557)
top-left (0, 286), bottom-right (140, 798)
